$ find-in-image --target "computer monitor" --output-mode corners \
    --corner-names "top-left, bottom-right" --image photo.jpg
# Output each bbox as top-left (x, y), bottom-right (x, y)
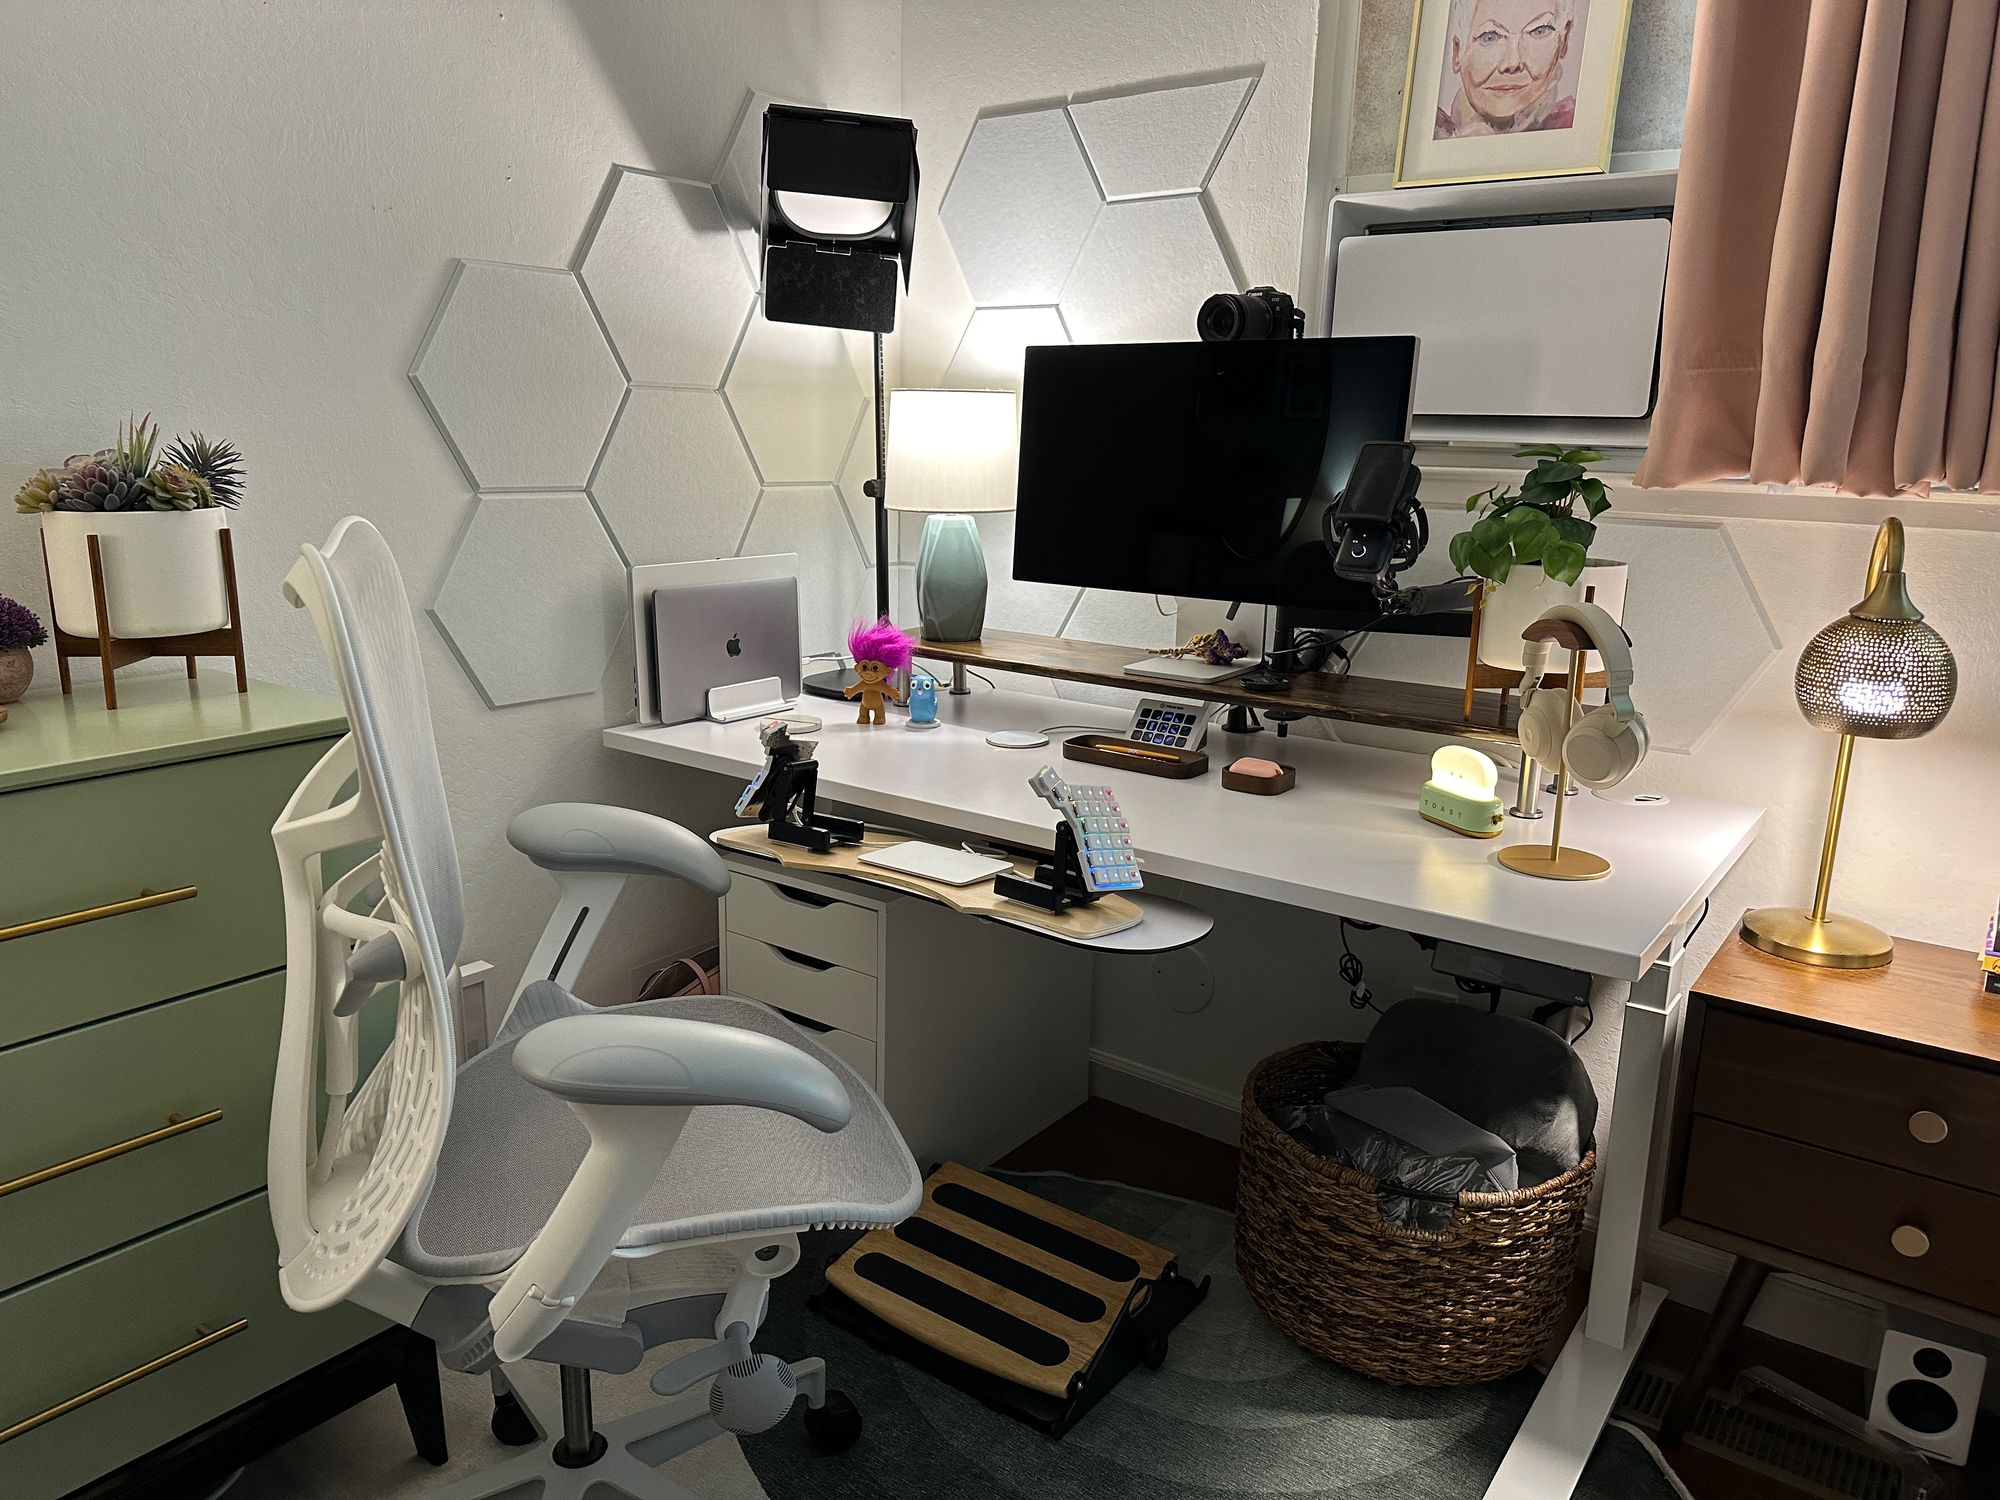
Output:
top-left (1013, 336), bottom-right (1453, 637)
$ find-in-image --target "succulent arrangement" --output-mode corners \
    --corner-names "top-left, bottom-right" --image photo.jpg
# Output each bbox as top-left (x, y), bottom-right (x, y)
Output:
top-left (0, 594), bottom-right (47, 652)
top-left (1451, 446), bottom-right (1614, 588)
top-left (13, 416), bottom-right (245, 514)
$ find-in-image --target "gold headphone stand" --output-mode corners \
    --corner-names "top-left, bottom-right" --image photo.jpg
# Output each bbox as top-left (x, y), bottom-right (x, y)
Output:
top-left (1498, 625), bottom-right (1611, 882)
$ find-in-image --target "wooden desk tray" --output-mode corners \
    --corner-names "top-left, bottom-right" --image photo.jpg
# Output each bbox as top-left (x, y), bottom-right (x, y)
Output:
top-left (711, 825), bottom-right (1143, 940)
top-left (1062, 734), bottom-right (1208, 779)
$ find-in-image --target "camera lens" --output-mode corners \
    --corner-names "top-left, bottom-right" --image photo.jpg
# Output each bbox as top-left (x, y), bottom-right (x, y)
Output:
top-left (1197, 292), bottom-right (1249, 342)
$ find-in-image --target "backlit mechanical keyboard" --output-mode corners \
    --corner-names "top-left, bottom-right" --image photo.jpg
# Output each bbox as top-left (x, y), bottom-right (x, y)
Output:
top-left (1028, 767), bottom-right (1144, 893)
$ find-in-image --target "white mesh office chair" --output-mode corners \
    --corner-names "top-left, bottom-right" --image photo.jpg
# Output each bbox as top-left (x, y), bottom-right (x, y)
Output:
top-left (268, 517), bottom-right (922, 1498)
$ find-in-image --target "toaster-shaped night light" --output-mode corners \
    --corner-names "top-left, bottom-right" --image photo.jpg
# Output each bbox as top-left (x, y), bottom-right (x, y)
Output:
top-left (1419, 745), bottom-right (1505, 838)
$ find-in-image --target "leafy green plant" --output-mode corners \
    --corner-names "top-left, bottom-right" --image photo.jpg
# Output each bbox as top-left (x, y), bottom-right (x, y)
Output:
top-left (1449, 445), bottom-right (1613, 587)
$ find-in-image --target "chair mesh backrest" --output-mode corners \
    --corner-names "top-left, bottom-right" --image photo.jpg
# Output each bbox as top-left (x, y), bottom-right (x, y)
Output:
top-left (316, 519), bottom-right (466, 987)
top-left (272, 517), bottom-right (467, 1311)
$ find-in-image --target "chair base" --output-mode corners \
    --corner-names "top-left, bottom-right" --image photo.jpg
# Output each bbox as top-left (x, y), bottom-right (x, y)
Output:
top-left (431, 1358), bottom-right (829, 1500)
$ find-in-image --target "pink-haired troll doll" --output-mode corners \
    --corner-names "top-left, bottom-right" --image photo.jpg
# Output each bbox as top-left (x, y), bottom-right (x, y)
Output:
top-left (844, 617), bottom-right (914, 725)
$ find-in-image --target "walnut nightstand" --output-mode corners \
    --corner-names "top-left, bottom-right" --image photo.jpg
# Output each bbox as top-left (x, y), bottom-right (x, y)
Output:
top-left (1657, 935), bottom-right (2000, 1446)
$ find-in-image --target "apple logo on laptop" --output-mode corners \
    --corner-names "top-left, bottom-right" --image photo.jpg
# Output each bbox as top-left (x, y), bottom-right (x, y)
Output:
top-left (726, 632), bottom-right (742, 658)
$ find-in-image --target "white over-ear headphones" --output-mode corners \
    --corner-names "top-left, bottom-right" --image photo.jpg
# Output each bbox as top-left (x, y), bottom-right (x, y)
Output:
top-left (1516, 603), bottom-right (1649, 790)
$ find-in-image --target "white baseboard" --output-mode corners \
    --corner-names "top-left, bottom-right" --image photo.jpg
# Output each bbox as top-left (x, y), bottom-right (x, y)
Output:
top-left (1087, 1048), bottom-right (1242, 1143)
top-left (1644, 1231), bottom-right (1885, 1369)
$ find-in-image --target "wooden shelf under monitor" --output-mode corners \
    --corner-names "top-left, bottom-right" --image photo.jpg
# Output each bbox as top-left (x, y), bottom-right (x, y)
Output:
top-left (915, 630), bottom-right (1520, 743)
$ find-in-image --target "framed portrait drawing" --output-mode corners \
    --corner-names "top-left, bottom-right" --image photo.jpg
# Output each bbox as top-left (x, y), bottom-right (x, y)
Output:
top-left (1394, 0), bottom-right (1634, 188)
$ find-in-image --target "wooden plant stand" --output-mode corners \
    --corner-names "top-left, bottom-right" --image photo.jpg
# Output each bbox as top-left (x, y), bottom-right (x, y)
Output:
top-left (41, 529), bottom-right (248, 710)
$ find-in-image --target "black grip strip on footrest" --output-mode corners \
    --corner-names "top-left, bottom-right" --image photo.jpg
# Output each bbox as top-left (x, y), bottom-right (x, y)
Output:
top-left (852, 1254), bottom-right (1072, 1367)
top-left (932, 1182), bottom-right (1141, 1283)
top-left (895, 1218), bottom-right (1107, 1325)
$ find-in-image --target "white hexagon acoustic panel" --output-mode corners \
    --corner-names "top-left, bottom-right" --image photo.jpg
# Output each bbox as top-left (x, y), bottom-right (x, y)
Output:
top-left (592, 388), bottom-right (760, 566)
top-left (725, 308), bottom-right (868, 483)
top-left (411, 262), bottom-right (626, 491)
top-left (1057, 587), bottom-right (1180, 705)
top-left (715, 90), bottom-right (805, 288)
top-left (837, 405), bottom-right (883, 563)
top-left (973, 512), bottom-right (1078, 638)
top-left (1068, 75), bottom-right (1256, 201)
top-left (1060, 197), bottom-right (1234, 345)
top-left (1596, 519), bottom-right (1781, 754)
top-left (430, 492), bottom-right (626, 707)
top-left (579, 167), bottom-right (752, 388)
top-left (741, 486), bottom-right (868, 657)
top-left (940, 109), bottom-right (1103, 307)
top-left (945, 306), bottom-right (1070, 393)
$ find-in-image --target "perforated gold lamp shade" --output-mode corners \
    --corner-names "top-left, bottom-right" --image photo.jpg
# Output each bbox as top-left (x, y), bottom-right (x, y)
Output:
top-left (1741, 519), bottom-right (1956, 969)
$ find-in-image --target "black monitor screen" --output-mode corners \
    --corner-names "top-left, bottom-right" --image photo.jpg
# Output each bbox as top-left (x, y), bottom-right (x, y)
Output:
top-left (1012, 336), bottom-right (1417, 617)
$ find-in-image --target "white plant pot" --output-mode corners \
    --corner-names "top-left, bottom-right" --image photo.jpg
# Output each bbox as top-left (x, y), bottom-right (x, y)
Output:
top-left (1477, 557), bottom-right (1628, 671)
top-left (42, 509), bottom-right (232, 639)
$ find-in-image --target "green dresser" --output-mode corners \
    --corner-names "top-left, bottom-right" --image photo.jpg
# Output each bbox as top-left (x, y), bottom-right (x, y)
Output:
top-left (0, 674), bottom-right (389, 1499)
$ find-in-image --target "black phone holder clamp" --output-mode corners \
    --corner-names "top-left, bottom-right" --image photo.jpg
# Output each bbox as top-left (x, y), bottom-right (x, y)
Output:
top-left (993, 821), bottom-right (1102, 913)
top-left (746, 726), bottom-right (863, 855)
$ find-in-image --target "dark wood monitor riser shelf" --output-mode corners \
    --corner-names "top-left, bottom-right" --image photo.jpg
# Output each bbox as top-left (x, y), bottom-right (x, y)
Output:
top-left (914, 629), bottom-right (1521, 744)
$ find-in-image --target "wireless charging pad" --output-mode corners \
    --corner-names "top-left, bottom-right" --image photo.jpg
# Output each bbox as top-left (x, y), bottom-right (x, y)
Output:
top-left (987, 730), bottom-right (1049, 749)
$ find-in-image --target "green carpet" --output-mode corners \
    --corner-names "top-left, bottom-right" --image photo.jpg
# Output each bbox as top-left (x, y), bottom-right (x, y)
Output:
top-left (742, 1172), bottom-right (1686, 1499)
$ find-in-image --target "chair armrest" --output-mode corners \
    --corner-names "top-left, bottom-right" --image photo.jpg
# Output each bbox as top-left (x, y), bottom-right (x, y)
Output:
top-left (512, 1013), bottom-right (852, 1131)
top-left (508, 802), bottom-right (729, 895)
top-left (489, 1013), bottom-right (851, 1360)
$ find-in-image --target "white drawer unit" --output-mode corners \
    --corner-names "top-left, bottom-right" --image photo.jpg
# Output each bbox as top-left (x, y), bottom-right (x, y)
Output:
top-left (724, 871), bottom-right (880, 975)
top-left (724, 932), bottom-right (878, 1039)
top-left (719, 857), bottom-right (1093, 1169)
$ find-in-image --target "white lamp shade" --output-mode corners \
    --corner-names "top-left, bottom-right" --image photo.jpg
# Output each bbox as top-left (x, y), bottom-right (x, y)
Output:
top-left (884, 388), bottom-right (1018, 513)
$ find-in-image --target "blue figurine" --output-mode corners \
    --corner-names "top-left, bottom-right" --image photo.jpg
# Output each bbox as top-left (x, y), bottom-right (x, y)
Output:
top-left (905, 669), bottom-right (939, 730)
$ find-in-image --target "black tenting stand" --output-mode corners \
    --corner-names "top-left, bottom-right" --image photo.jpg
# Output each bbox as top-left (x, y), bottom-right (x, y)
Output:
top-left (992, 821), bottom-right (1102, 913)
top-left (746, 731), bottom-right (862, 855)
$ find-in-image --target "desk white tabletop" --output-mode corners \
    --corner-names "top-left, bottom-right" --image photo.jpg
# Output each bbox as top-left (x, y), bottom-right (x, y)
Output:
top-left (606, 689), bottom-right (1761, 981)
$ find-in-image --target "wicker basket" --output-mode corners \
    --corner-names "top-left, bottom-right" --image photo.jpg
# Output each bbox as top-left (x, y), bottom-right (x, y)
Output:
top-left (1236, 1040), bottom-right (1594, 1385)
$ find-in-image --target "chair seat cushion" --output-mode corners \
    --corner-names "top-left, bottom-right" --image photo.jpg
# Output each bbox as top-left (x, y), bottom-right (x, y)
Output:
top-left (396, 991), bottom-right (921, 1281)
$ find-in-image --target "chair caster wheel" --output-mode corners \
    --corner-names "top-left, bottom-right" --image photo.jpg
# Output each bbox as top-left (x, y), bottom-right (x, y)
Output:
top-left (1140, 1331), bottom-right (1170, 1370)
top-left (490, 1390), bottom-right (538, 1447)
top-left (804, 1390), bottom-right (862, 1455)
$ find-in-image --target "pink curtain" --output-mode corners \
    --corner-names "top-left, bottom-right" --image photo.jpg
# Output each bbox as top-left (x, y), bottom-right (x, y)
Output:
top-left (1638, 0), bottom-right (2000, 497)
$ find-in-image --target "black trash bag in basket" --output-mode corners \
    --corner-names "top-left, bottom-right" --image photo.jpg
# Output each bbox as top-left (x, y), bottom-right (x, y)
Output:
top-left (1273, 1086), bottom-right (1514, 1231)
top-left (1274, 999), bottom-right (1598, 1230)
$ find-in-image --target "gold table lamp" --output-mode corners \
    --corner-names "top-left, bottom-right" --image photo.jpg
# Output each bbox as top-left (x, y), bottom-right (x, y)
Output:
top-left (1741, 518), bottom-right (1957, 969)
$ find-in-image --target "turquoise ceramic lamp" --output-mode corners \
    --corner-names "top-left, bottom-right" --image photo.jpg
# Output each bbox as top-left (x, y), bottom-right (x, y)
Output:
top-left (885, 388), bottom-right (1017, 643)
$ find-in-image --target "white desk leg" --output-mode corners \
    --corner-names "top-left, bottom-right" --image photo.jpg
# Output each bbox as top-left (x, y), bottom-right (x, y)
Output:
top-left (1483, 947), bottom-right (1686, 1500)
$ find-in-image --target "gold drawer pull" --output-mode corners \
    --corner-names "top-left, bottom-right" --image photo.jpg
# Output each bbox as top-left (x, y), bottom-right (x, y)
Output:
top-left (1891, 1225), bottom-right (1931, 1259)
top-left (1909, 1110), bottom-right (1949, 1145)
top-left (0, 885), bottom-right (198, 943)
top-left (0, 1319), bottom-right (247, 1446)
top-left (0, 1109), bottom-right (223, 1200)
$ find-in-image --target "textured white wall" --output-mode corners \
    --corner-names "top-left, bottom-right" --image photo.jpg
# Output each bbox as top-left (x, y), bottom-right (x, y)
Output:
top-left (0, 0), bottom-right (901, 1000)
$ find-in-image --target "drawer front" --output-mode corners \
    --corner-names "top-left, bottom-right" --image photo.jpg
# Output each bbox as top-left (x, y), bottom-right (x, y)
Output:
top-left (1680, 1116), bottom-right (2000, 1316)
top-left (726, 872), bottom-right (880, 975)
top-left (1695, 1006), bottom-right (2000, 1193)
top-left (0, 739), bottom-right (334, 1047)
top-left (0, 974), bottom-right (282, 1292)
top-left (773, 1009), bottom-right (878, 1089)
top-left (724, 932), bottom-right (878, 1039)
top-left (0, 1193), bottom-right (381, 1500)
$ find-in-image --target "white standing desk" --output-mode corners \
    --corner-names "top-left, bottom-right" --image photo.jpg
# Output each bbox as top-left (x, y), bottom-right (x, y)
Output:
top-left (606, 686), bottom-right (1763, 1499)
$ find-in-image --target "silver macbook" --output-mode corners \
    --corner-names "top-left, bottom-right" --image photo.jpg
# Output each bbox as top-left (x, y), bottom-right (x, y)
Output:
top-left (650, 576), bottom-right (801, 725)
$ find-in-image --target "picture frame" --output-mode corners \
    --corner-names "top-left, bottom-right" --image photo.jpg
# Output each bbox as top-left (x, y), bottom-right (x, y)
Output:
top-left (1394, 0), bottom-right (1634, 189)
